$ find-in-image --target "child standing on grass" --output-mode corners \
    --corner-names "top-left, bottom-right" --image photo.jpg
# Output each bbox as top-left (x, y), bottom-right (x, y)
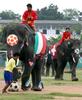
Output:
top-left (2, 53), bottom-right (20, 93)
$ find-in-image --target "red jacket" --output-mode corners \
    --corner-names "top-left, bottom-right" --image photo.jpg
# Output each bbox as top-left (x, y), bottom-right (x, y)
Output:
top-left (59, 31), bottom-right (71, 44)
top-left (22, 10), bottom-right (38, 29)
top-left (50, 31), bottom-right (71, 59)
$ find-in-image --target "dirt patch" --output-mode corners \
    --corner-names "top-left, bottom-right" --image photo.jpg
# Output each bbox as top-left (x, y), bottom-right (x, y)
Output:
top-left (0, 80), bottom-right (82, 95)
top-left (41, 85), bottom-right (82, 95)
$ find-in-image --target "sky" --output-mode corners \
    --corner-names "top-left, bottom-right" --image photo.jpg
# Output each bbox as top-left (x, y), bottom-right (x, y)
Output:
top-left (0, 0), bottom-right (82, 15)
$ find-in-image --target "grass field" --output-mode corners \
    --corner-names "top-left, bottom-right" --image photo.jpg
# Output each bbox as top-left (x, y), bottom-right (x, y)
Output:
top-left (0, 92), bottom-right (82, 100)
top-left (43, 69), bottom-right (82, 86)
top-left (0, 69), bottom-right (82, 100)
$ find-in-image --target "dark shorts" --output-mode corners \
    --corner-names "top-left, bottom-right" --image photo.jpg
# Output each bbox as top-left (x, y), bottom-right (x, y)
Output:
top-left (4, 71), bottom-right (13, 84)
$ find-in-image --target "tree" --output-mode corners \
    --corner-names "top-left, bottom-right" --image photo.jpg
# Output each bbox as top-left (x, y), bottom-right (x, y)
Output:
top-left (0, 10), bottom-right (21, 20)
top-left (37, 4), bottom-right (64, 20)
top-left (71, 23), bottom-right (82, 34)
top-left (63, 9), bottom-right (80, 20)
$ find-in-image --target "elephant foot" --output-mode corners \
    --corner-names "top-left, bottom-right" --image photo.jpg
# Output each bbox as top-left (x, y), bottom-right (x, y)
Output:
top-left (31, 86), bottom-right (42, 91)
top-left (55, 76), bottom-right (59, 80)
top-left (21, 84), bottom-right (31, 91)
top-left (31, 82), bottom-right (44, 91)
top-left (55, 75), bottom-right (64, 80)
top-left (55, 77), bottom-right (64, 80)
top-left (72, 77), bottom-right (79, 81)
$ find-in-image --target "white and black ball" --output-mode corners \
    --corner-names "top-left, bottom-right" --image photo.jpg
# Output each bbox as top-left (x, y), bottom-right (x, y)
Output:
top-left (9, 82), bottom-right (19, 92)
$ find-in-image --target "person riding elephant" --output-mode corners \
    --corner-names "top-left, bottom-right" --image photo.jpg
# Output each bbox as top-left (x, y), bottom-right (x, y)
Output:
top-left (51, 27), bottom-right (72, 60)
top-left (22, 3), bottom-right (38, 31)
top-left (57, 27), bottom-right (72, 47)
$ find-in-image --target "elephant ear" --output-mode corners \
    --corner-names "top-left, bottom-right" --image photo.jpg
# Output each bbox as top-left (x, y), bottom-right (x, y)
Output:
top-left (15, 24), bottom-right (28, 41)
top-left (1, 23), bottom-right (26, 44)
top-left (1, 23), bottom-right (35, 44)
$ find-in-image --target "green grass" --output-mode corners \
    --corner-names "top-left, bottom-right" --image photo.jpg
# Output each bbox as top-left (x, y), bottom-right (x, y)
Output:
top-left (0, 69), bottom-right (4, 80)
top-left (49, 92), bottom-right (82, 97)
top-left (43, 69), bottom-right (82, 86)
top-left (0, 93), bottom-right (54, 100)
top-left (0, 92), bottom-right (82, 100)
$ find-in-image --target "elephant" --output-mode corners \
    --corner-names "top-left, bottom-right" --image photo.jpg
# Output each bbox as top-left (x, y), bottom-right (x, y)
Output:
top-left (1, 23), bottom-right (46, 91)
top-left (53, 39), bottom-right (81, 81)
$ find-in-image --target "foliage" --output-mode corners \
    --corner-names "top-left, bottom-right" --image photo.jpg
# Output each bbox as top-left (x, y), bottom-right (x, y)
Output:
top-left (0, 10), bottom-right (21, 20)
top-left (37, 4), bottom-right (64, 20)
top-left (81, 34), bottom-right (82, 40)
top-left (50, 35), bottom-right (61, 43)
top-left (0, 26), bottom-right (7, 50)
top-left (71, 23), bottom-right (82, 33)
top-left (47, 35), bottom-right (61, 47)
top-left (0, 26), bottom-right (6, 50)
top-left (0, 43), bottom-right (6, 50)
top-left (37, 4), bottom-right (80, 20)
top-left (63, 9), bottom-right (80, 20)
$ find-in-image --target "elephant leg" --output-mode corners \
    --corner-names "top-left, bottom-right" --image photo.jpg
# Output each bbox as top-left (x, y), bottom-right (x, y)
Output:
top-left (60, 60), bottom-right (67, 80)
top-left (41, 60), bottom-right (45, 76)
top-left (31, 67), bottom-right (37, 88)
top-left (31, 58), bottom-right (44, 91)
top-left (53, 59), bottom-right (58, 78)
top-left (51, 65), bottom-right (55, 77)
top-left (36, 59), bottom-right (43, 87)
top-left (21, 63), bottom-right (32, 90)
top-left (55, 59), bottom-right (62, 80)
top-left (69, 61), bottom-right (78, 81)
top-left (55, 58), bottom-right (67, 80)
top-left (51, 60), bottom-right (55, 77)
top-left (46, 63), bottom-right (50, 76)
top-left (71, 66), bottom-right (78, 81)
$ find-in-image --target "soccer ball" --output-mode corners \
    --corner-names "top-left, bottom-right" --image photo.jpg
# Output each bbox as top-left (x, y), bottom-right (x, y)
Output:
top-left (9, 82), bottom-right (19, 92)
top-left (7, 34), bottom-right (18, 46)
